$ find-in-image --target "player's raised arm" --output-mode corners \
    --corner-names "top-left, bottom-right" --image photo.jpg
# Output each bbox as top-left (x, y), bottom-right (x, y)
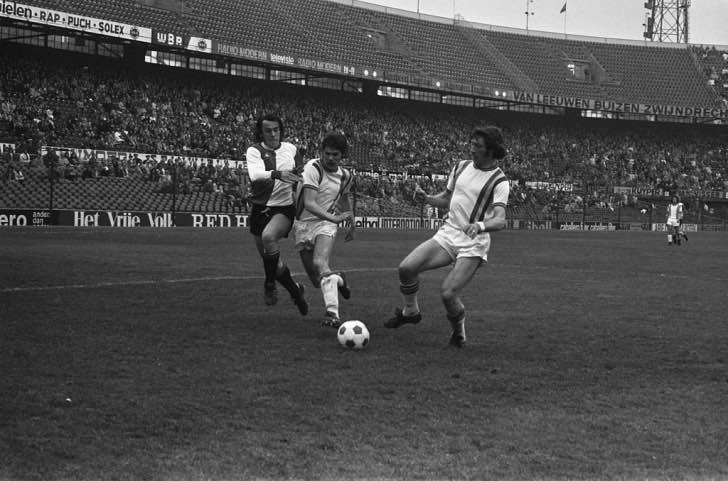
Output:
top-left (414, 184), bottom-right (451, 209)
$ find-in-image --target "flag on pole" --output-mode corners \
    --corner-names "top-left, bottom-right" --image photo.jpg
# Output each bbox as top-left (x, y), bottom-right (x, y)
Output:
top-left (560, 2), bottom-right (567, 13)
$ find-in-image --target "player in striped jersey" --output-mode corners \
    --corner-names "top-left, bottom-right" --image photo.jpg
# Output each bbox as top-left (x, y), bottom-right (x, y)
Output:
top-left (384, 126), bottom-right (510, 347)
top-left (246, 114), bottom-right (308, 314)
top-left (293, 132), bottom-right (355, 328)
top-left (666, 195), bottom-right (683, 245)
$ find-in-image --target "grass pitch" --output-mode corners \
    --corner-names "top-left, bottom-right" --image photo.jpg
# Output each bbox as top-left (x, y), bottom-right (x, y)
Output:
top-left (1, 227), bottom-right (727, 481)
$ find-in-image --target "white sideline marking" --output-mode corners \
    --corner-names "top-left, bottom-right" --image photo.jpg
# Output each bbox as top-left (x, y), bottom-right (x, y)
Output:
top-left (0, 268), bottom-right (397, 293)
top-left (0, 266), bottom-right (714, 294)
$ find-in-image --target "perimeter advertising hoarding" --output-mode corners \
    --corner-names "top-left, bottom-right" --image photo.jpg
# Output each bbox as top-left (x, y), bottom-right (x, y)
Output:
top-left (0, 1), bottom-right (152, 43)
top-left (2, 211), bottom-right (443, 230)
top-left (58, 210), bottom-right (248, 228)
top-left (510, 91), bottom-right (728, 120)
top-left (0, 210), bottom-right (54, 226)
top-left (152, 30), bottom-right (212, 54)
top-left (59, 212), bottom-right (438, 229)
top-left (2, 210), bottom-right (700, 233)
top-left (211, 39), bottom-right (357, 76)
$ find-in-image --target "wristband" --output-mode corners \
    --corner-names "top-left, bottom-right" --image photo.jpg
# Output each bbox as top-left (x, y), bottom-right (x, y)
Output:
top-left (477, 222), bottom-right (486, 233)
top-left (270, 170), bottom-right (281, 180)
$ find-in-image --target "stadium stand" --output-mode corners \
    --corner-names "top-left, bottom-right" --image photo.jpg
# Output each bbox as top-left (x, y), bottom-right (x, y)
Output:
top-left (483, 31), bottom-right (722, 108)
top-left (177, 0), bottom-right (726, 107)
top-left (693, 45), bottom-right (728, 104)
top-left (1, 1), bottom-right (728, 223)
top-left (24, 0), bottom-right (187, 33)
top-left (5, 0), bottom-right (726, 107)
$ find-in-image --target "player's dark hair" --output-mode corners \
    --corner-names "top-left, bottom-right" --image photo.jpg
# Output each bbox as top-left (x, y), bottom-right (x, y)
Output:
top-left (472, 125), bottom-right (506, 160)
top-left (255, 114), bottom-right (285, 143)
top-left (321, 131), bottom-right (348, 157)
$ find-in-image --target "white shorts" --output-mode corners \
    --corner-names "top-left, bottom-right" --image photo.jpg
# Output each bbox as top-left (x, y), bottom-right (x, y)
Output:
top-left (293, 219), bottom-right (338, 251)
top-left (432, 222), bottom-right (491, 263)
top-left (666, 218), bottom-right (680, 227)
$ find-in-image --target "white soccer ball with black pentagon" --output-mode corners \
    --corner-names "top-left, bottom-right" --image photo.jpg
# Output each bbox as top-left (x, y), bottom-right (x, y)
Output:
top-left (337, 320), bottom-right (370, 350)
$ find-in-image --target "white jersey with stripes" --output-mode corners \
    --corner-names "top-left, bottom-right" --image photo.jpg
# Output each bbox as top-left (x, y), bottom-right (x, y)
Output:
top-left (444, 160), bottom-right (509, 230)
top-left (667, 202), bottom-right (683, 223)
top-left (295, 158), bottom-right (353, 222)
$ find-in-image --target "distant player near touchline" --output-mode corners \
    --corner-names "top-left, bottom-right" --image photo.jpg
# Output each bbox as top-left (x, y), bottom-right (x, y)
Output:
top-left (677, 197), bottom-right (688, 244)
top-left (293, 132), bottom-right (355, 329)
top-left (666, 195), bottom-right (684, 246)
top-left (384, 126), bottom-right (510, 347)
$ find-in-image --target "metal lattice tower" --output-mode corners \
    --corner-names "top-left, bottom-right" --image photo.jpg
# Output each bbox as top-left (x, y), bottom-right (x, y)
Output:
top-left (643, 0), bottom-right (691, 43)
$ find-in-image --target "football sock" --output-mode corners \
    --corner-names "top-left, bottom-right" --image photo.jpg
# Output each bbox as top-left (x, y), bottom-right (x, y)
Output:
top-left (262, 251), bottom-right (280, 285)
top-left (447, 308), bottom-right (466, 337)
top-left (276, 265), bottom-right (299, 297)
top-left (399, 280), bottom-right (420, 316)
top-left (667, 234), bottom-right (672, 244)
top-left (321, 273), bottom-right (342, 318)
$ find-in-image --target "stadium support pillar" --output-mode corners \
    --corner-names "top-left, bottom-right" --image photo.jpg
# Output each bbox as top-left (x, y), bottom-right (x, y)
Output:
top-left (565, 108), bottom-right (581, 121)
top-left (172, 163), bottom-right (177, 227)
top-left (124, 44), bottom-right (147, 66)
top-left (649, 204), bottom-right (654, 226)
top-left (48, 165), bottom-right (54, 211)
top-left (698, 198), bottom-right (703, 230)
top-left (617, 204), bottom-right (622, 228)
top-left (362, 80), bottom-right (379, 98)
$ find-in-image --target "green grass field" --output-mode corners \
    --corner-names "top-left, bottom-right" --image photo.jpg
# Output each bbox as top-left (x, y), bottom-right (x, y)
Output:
top-left (1, 227), bottom-right (727, 481)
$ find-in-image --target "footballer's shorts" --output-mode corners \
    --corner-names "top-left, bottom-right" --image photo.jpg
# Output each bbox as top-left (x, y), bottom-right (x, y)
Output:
top-left (249, 203), bottom-right (296, 237)
top-left (666, 218), bottom-right (680, 228)
top-left (432, 222), bottom-right (491, 263)
top-left (293, 219), bottom-right (338, 251)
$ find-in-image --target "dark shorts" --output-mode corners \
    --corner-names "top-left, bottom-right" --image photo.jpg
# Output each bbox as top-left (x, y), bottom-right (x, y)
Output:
top-left (249, 203), bottom-right (296, 237)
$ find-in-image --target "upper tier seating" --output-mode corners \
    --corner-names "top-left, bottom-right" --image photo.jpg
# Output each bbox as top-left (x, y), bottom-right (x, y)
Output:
top-left (484, 31), bottom-right (722, 108)
top-left (15, 0), bottom-right (724, 107)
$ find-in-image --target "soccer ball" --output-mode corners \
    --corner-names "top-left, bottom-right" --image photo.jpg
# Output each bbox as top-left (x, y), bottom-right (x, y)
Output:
top-left (337, 320), bottom-right (370, 350)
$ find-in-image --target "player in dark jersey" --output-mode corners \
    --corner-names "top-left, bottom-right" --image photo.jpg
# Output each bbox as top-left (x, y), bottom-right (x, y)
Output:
top-left (246, 114), bottom-right (308, 315)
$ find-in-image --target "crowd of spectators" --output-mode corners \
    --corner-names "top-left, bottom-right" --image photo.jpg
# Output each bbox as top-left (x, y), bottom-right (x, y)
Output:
top-left (694, 45), bottom-right (728, 104)
top-left (2, 152), bottom-right (25, 183)
top-left (2, 45), bottom-right (728, 218)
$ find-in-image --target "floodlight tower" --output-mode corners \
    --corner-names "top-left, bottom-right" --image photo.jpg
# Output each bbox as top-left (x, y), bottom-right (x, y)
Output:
top-left (643, 0), bottom-right (691, 43)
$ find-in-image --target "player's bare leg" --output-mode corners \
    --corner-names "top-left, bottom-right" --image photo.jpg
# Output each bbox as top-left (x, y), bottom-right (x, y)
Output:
top-left (441, 257), bottom-right (481, 348)
top-left (385, 239), bottom-right (451, 328)
top-left (299, 249), bottom-right (320, 288)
